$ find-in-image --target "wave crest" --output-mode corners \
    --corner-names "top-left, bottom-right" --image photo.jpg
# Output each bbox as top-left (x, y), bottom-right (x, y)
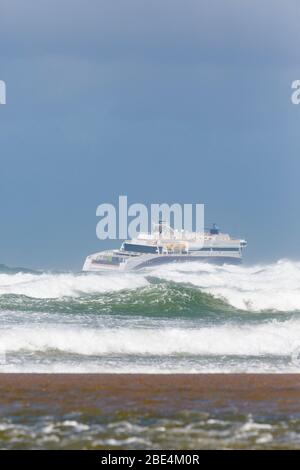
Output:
top-left (1, 320), bottom-right (300, 357)
top-left (150, 259), bottom-right (300, 312)
top-left (1, 259), bottom-right (300, 313)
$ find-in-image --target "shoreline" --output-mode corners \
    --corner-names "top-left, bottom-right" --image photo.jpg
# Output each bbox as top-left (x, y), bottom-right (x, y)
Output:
top-left (1, 373), bottom-right (300, 408)
top-left (0, 374), bottom-right (299, 449)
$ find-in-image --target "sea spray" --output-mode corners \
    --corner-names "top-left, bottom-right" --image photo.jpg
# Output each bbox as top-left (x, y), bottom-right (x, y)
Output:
top-left (1, 259), bottom-right (300, 373)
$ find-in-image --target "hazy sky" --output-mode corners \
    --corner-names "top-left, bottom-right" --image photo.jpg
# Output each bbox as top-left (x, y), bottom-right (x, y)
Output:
top-left (1, 0), bottom-right (300, 269)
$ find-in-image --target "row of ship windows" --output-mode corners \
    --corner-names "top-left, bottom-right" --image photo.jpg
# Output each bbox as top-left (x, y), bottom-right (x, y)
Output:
top-left (123, 243), bottom-right (240, 254)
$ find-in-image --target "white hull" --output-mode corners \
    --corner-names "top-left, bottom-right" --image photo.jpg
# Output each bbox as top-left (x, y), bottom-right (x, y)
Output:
top-left (83, 251), bottom-right (242, 272)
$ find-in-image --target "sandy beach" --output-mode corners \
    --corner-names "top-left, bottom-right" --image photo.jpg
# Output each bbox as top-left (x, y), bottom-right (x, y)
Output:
top-left (0, 373), bottom-right (299, 449)
top-left (1, 373), bottom-right (300, 409)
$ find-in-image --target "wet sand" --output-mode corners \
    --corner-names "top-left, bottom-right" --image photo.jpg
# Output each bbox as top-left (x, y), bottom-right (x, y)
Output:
top-left (0, 373), bottom-right (300, 409)
top-left (0, 374), bottom-right (300, 449)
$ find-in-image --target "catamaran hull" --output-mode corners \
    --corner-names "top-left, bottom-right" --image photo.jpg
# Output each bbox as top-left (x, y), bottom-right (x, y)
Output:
top-left (82, 253), bottom-right (242, 272)
top-left (126, 255), bottom-right (241, 270)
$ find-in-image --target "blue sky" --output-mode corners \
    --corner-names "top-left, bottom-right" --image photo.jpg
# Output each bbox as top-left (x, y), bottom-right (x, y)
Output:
top-left (0, 0), bottom-right (300, 269)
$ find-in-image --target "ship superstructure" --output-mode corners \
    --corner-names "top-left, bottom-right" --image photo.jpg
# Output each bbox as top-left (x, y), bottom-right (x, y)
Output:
top-left (83, 222), bottom-right (247, 272)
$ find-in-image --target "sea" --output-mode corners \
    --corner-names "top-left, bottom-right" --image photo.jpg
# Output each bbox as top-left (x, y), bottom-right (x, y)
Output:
top-left (0, 259), bottom-right (300, 374)
top-left (1, 259), bottom-right (300, 449)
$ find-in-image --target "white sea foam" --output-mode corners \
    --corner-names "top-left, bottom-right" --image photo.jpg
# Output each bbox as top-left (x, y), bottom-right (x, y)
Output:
top-left (0, 320), bottom-right (300, 357)
top-left (1, 259), bottom-right (300, 311)
top-left (0, 272), bottom-right (147, 299)
top-left (2, 260), bottom-right (300, 374)
top-left (151, 259), bottom-right (300, 311)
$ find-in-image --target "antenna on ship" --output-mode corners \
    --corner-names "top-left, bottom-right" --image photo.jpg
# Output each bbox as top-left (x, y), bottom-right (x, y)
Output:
top-left (158, 220), bottom-right (163, 237)
top-left (159, 220), bottom-right (163, 234)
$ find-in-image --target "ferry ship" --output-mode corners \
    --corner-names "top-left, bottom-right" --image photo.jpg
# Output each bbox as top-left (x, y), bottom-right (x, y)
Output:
top-left (82, 222), bottom-right (247, 272)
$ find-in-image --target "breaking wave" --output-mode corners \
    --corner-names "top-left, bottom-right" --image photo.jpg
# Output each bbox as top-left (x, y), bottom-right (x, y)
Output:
top-left (1, 260), bottom-right (300, 373)
top-left (1, 320), bottom-right (300, 357)
top-left (151, 259), bottom-right (300, 312)
top-left (0, 259), bottom-right (300, 312)
top-left (0, 272), bottom-right (148, 299)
